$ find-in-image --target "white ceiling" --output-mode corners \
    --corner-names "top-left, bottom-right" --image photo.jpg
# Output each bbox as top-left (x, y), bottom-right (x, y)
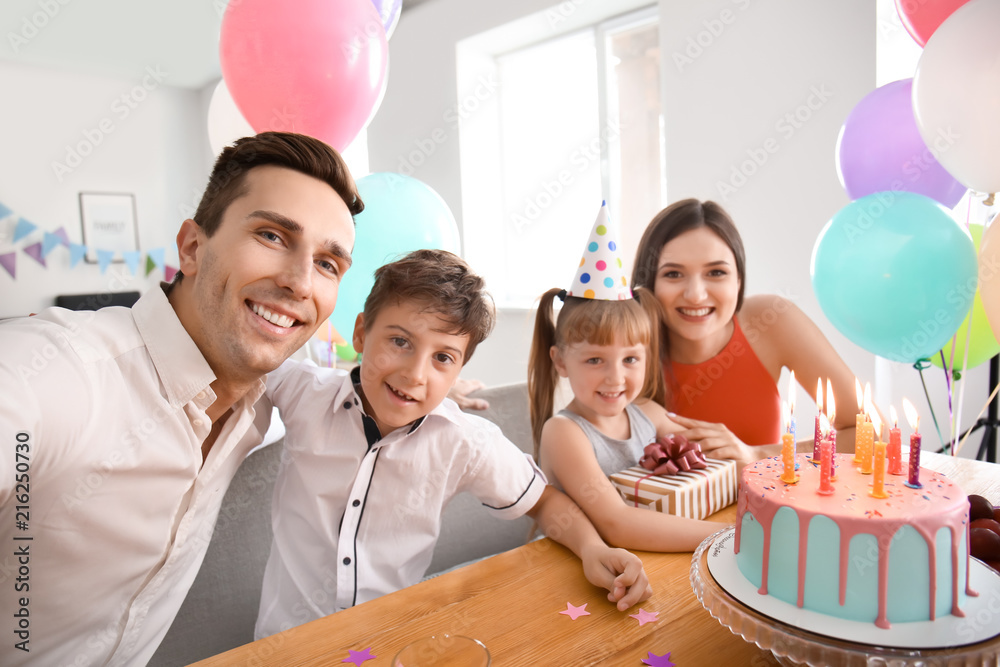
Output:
top-left (0, 0), bottom-right (427, 90)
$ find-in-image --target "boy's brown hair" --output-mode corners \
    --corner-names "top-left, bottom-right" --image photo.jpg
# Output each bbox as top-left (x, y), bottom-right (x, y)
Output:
top-left (362, 249), bottom-right (496, 363)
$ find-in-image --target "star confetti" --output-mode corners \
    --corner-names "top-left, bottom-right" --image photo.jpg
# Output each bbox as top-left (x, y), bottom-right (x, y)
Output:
top-left (559, 602), bottom-right (591, 620)
top-left (641, 650), bottom-right (675, 666)
top-left (342, 647), bottom-right (376, 666)
top-left (629, 608), bottom-right (659, 626)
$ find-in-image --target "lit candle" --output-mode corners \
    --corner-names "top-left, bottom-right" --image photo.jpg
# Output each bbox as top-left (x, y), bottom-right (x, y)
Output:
top-left (887, 405), bottom-right (903, 476)
top-left (870, 411), bottom-right (888, 498)
top-left (853, 378), bottom-right (864, 464)
top-left (826, 380), bottom-right (837, 480)
top-left (818, 414), bottom-right (834, 495)
top-left (860, 385), bottom-right (874, 474)
top-left (789, 371), bottom-right (797, 446)
top-left (780, 401), bottom-right (799, 484)
top-left (812, 377), bottom-right (823, 463)
top-left (903, 398), bottom-right (922, 489)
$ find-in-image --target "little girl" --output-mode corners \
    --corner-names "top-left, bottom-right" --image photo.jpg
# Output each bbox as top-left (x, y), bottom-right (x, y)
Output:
top-left (528, 204), bottom-right (721, 552)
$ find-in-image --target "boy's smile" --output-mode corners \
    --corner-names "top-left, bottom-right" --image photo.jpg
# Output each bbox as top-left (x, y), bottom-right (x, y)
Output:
top-left (353, 301), bottom-right (470, 437)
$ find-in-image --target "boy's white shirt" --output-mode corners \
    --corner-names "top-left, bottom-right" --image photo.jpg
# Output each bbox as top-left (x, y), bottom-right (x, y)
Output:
top-left (254, 359), bottom-right (545, 639)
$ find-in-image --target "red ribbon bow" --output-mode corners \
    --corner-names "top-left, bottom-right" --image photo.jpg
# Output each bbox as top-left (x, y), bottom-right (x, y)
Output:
top-left (639, 434), bottom-right (707, 476)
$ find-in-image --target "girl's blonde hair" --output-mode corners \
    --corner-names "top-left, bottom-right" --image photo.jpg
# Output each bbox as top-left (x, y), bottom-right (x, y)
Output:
top-left (527, 286), bottom-right (666, 462)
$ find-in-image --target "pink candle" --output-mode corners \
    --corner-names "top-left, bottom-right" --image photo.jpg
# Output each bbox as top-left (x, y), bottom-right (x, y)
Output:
top-left (818, 437), bottom-right (834, 495)
top-left (812, 378), bottom-right (823, 463)
top-left (906, 432), bottom-right (922, 489)
top-left (871, 441), bottom-right (889, 498)
top-left (903, 398), bottom-right (922, 489)
top-left (888, 406), bottom-right (903, 476)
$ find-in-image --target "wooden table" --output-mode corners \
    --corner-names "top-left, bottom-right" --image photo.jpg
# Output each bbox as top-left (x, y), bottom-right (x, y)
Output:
top-left (191, 452), bottom-right (998, 666)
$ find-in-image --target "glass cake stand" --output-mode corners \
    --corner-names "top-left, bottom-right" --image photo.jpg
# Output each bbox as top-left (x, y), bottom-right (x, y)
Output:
top-left (690, 528), bottom-right (1000, 667)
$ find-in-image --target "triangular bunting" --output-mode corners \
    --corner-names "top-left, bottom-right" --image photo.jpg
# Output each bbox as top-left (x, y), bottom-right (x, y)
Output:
top-left (0, 202), bottom-right (12, 220)
top-left (97, 250), bottom-right (115, 274)
top-left (41, 231), bottom-right (63, 258)
top-left (145, 254), bottom-right (157, 276)
top-left (12, 217), bottom-right (37, 243)
top-left (23, 242), bottom-right (46, 267)
top-left (53, 227), bottom-right (70, 247)
top-left (68, 243), bottom-right (87, 268)
top-left (0, 252), bottom-right (15, 278)
top-left (164, 264), bottom-right (178, 282)
top-left (122, 251), bottom-right (141, 275)
top-left (147, 247), bottom-right (165, 269)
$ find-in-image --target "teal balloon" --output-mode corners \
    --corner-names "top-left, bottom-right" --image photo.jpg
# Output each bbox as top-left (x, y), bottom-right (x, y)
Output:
top-left (810, 191), bottom-right (977, 363)
top-left (330, 172), bottom-right (461, 335)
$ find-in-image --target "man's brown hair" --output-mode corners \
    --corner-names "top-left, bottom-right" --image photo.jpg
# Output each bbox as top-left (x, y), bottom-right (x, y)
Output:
top-left (193, 131), bottom-right (364, 237)
top-left (363, 249), bottom-right (496, 364)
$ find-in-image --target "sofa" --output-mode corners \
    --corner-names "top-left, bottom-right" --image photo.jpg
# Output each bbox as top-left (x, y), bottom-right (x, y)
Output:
top-left (149, 381), bottom-right (535, 666)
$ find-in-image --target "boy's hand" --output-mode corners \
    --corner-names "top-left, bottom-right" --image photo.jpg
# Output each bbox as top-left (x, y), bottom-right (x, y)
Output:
top-left (580, 544), bottom-right (653, 611)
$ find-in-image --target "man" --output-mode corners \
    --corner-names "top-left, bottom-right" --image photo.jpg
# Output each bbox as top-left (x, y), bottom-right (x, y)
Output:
top-left (0, 132), bottom-right (361, 666)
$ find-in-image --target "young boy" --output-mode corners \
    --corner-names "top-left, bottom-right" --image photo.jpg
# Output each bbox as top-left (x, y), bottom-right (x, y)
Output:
top-left (254, 249), bottom-right (653, 638)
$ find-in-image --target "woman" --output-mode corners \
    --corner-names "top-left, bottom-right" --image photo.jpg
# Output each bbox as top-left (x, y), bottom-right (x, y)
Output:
top-left (631, 198), bottom-right (858, 467)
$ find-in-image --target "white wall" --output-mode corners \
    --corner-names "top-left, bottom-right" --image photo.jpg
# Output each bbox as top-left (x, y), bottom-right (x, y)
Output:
top-left (0, 60), bottom-right (213, 318)
top-left (369, 0), bottom-right (991, 456)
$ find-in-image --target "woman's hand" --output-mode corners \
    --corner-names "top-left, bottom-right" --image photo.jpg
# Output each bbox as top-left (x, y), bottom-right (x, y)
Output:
top-left (668, 413), bottom-right (761, 467)
top-left (447, 377), bottom-right (489, 410)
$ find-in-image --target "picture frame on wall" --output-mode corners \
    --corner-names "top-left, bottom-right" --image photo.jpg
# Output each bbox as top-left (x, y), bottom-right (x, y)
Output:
top-left (79, 192), bottom-right (139, 263)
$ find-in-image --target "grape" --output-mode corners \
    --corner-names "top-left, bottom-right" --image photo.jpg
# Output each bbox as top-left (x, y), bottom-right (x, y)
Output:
top-left (968, 494), bottom-right (995, 522)
top-left (970, 526), bottom-right (1000, 561)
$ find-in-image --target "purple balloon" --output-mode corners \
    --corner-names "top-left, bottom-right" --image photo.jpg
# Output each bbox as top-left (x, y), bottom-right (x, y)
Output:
top-left (372, 0), bottom-right (402, 39)
top-left (836, 79), bottom-right (966, 208)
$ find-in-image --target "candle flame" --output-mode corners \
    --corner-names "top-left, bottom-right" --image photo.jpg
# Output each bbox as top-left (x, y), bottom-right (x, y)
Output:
top-left (819, 412), bottom-right (830, 434)
top-left (816, 377), bottom-right (823, 412)
top-left (902, 397), bottom-right (919, 431)
top-left (782, 400), bottom-right (790, 432)
top-left (890, 405), bottom-right (898, 430)
top-left (863, 382), bottom-right (872, 416)
top-left (855, 377), bottom-right (863, 411)
top-left (870, 408), bottom-right (883, 441)
top-left (789, 371), bottom-right (796, 412)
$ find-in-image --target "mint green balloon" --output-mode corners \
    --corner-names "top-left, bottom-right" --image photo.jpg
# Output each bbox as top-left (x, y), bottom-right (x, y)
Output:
top-left (810, 192), bottom-right (977, 363)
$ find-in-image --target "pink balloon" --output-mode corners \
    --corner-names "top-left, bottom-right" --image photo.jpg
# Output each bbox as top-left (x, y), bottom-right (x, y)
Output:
top-left (220, 0), bottom-right (388, 151)
top-left (894, 0), bottom-right (971, 47)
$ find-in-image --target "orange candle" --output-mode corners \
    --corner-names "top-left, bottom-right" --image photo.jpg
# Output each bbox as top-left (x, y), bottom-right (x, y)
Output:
top-left (887, 405), bottom-right (903, 476)
top-left (852, 378), bottom-right (864, 464)
top-left (860, 387), bottom-right (874, 474)
top-left (870, 411), bottom-right (888, 498)
top-left (780, 401), bottom-right (799, 484)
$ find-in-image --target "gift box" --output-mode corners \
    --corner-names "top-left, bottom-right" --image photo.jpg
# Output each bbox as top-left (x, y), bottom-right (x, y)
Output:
top-left (608, 458), bottom-right (737, 519)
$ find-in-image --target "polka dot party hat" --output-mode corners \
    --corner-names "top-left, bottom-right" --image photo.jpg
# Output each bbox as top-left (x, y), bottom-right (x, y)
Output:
top-left (567, 201), bottom-right (631, 301)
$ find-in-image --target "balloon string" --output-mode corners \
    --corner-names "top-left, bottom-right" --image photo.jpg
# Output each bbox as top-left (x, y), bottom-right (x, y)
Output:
top-left (939, 350), bottom-right (955, 452)
top-left (917, 364), bottom-right (947, 451)
top-left (955, 381), bottom-right (1000, 458)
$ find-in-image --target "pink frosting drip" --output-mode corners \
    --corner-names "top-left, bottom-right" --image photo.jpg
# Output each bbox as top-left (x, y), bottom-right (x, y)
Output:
top-left (736, 453), bottom-right (975, 628)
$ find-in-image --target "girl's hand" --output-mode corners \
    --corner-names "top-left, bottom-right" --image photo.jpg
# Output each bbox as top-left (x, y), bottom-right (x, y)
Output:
top-left (668, 413), bottom-right (760, 467)
top-left (580, 543), bottom-right (653, 611)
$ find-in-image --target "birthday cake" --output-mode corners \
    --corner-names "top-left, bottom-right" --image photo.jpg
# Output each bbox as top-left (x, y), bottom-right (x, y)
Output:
top-left (734, 453), bottom-right (974, 629)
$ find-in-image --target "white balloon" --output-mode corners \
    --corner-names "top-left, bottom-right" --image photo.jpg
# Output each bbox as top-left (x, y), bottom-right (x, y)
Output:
top-left (207, 79), bottom-right (255, 157)
top-left (912, 0), bottom-right (1000, 194)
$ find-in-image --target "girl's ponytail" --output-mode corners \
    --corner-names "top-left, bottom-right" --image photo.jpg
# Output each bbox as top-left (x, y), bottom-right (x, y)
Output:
top-left (528, 288), bottom-right (563, 462)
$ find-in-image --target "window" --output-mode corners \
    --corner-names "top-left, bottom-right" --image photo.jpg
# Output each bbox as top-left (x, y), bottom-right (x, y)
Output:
top-left (458, 4), bottom-right (661, 308)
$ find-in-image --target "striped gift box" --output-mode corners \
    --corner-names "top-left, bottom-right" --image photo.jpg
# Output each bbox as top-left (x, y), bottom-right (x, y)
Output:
top-left (608, 458), bottom-right (738, 519)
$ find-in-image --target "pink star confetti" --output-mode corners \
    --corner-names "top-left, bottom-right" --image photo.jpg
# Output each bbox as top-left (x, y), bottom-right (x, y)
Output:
top-left (559, 602), bottom-right (591, 620)
top-left (342, 647), bottom-right (376, 665)
top-left (629, 608), bottom-right (659, 626)
top-left (641, 650), bottom-right (675, 666)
